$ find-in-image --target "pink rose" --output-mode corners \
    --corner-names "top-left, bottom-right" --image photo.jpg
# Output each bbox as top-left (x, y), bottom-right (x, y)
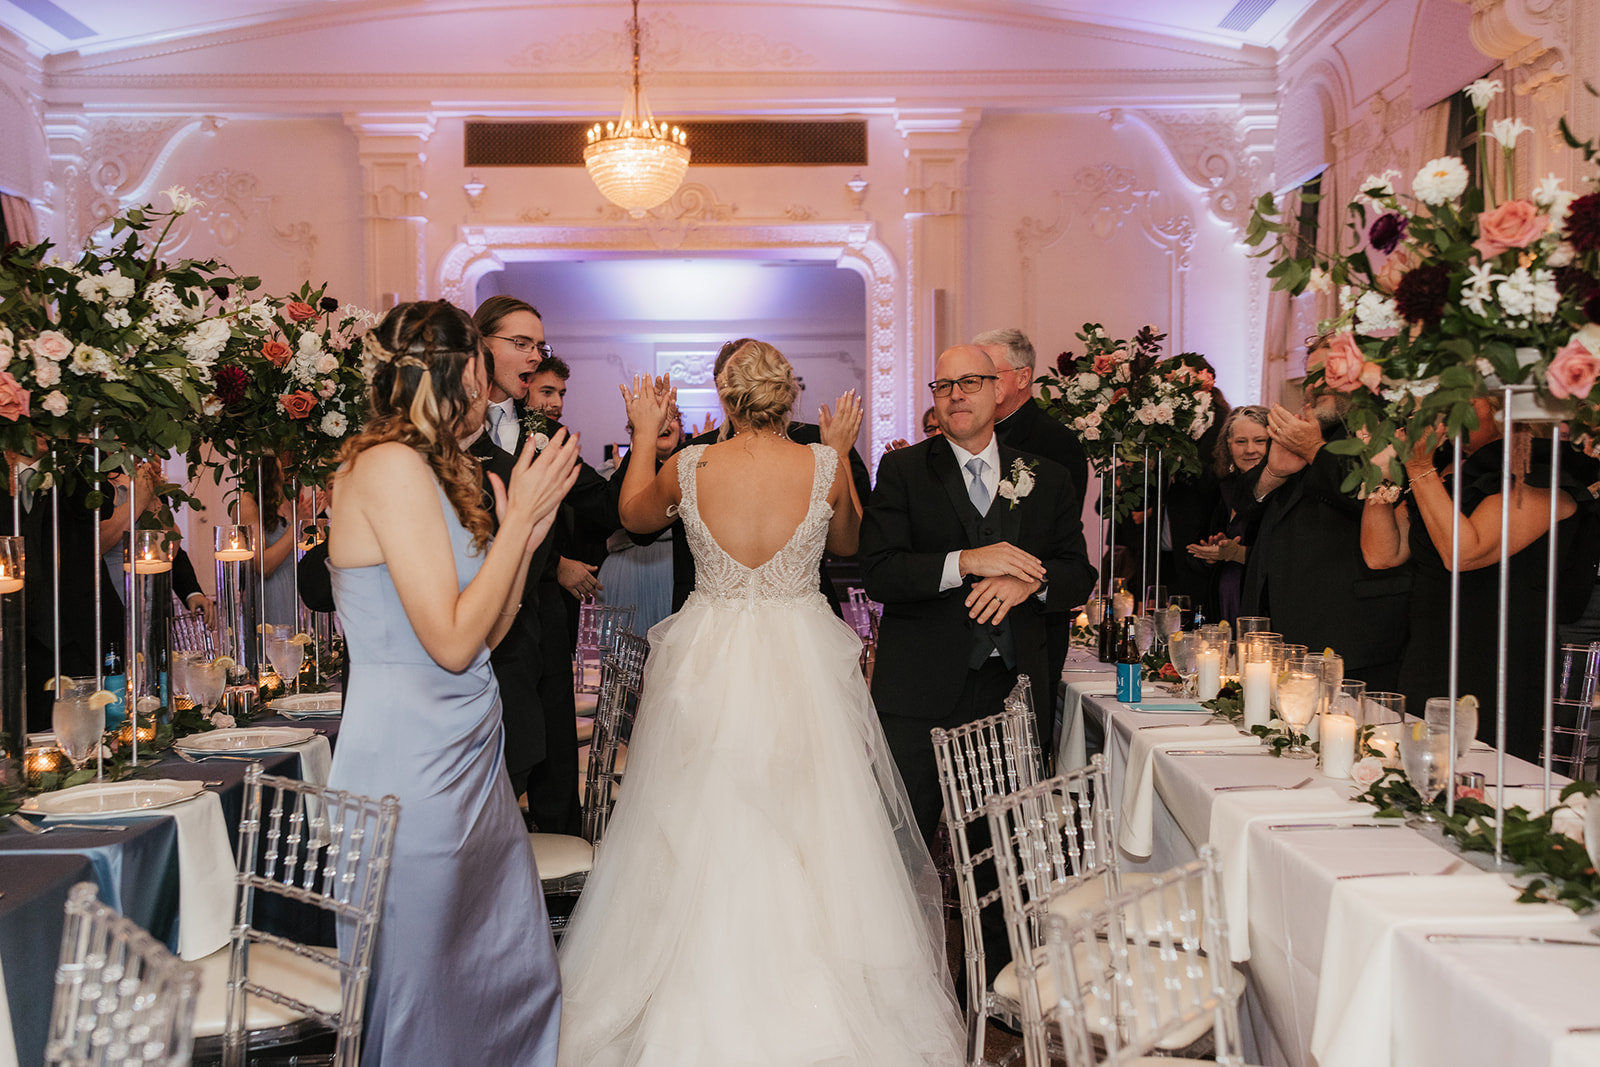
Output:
top-left (1473, 199), bottom-right (1549, 259)
top-left (1374, 245), bottom-right (1421, 295)
top-left (1319, 332), bottom-right (1379, 394)
top-left (1092, 353), bottom-right (1116, 376)
top-left (31, 329), bottom-right (70, 363)
top-left (260, 340), bottom-right (292, 368)
top-left (0, 371), bottom-right (30, 421)
top-left (1350, 757), bottom-right (1385, 788)
top-left (284, 301), bottom-right (319, 323)
top-left (1547, 337), bottom-right (1600, 399)
top-left (316, 379), bottom-right (337, 398)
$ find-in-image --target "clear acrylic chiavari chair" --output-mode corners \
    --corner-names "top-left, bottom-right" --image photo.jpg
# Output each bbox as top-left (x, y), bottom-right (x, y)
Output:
top-left (189, 765), bottom-right (400, 1067)
top-left (1545, 642), bottom-right (1600, 780)
top-left (1045, 846), bottom-right (1251, 1067)
top-left (172, 607), bottom-right (216, 659)
top-left (930, 693), bottom-right (1040, 1065)
top-left (573, 602), bottom-right (636, 697)
top-left (46, 881), bottom-right (201, 1067)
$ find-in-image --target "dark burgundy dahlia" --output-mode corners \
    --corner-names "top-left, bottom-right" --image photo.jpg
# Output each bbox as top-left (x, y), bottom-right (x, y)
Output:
top-left (320, 297), bottom-right (339, 313)
top-left (1394, 262), bottom-right (1451, 324)
top-left (1567, 193), bottom-right (1600, 255)
top-left (1055, 350), bottom-right (1076, 376)
top-left (214, 365), bottom-right (249, 405)
top-left (1368, 212), bottom-right (1409, 255)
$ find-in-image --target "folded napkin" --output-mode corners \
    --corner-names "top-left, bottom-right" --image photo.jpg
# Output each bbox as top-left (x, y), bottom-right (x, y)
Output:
top-left (1057, 677), bottom-right (1118, 773)
top-left (291, 735), bottom-right (332, 787)
top-left (0, 949), bottom-right (14, 1067)
top-left (1116, 724), bottom-right (1261, 858)
top-left (1551, 1034), bottom-right (1600, 1067)
top-left (1206, 787), bottom-right (1373, 961)
top-left (1309, 873), bottom-right (1581, 1067)
top-left (41, 783), bottom-right (234, 960)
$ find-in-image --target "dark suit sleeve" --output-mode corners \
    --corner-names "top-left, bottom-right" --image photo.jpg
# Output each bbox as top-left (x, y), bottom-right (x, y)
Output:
top-left (1298, 446), bottom-right (1362, 515)
top-left (566, 458), bottom-right (618, 544)
top-left (170, 546), bottom-right (203, 604)
top-left (859, 449), bottom-right (951, 604)
top-left (297, 541), bottom-right (336, 613)
top-left (1035, 463), bottom-right (1097, 613)
top-left (846, 445), bottom-right (871, 507)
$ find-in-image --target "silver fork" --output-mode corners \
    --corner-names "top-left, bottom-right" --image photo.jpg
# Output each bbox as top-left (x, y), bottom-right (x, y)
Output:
top-left (9, 814), bottom-right (126, 834)
top-left (174, 749), bottom-right (262, 764)
top-left (1215, 776), bottom-right (1314, 792)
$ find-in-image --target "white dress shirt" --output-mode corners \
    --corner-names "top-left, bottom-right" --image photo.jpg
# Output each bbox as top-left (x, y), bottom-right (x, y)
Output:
top-left (938, 433), bottom-right (1001, 593)
top-left (487, 398), bottom-right (518, 454)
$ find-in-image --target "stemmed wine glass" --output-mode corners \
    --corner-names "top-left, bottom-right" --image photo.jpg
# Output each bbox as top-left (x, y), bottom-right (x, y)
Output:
top-left (1155, 605), bottom-right (1183, 649)
top-left (50, 676), bottom-right (103, 776)
top-left (188, 657), bottom-right (228, 719)
top-left (1400, 722), bottom-right (1453, 827)
top-left (264, 624), bottom-right (307, 695)
top-left (1275, 657), bottom-right (1321, 760)
top-left (1424, 696), bottom-right (1478, 762)
top-left (1168, 631), bottom-right (1199, 697)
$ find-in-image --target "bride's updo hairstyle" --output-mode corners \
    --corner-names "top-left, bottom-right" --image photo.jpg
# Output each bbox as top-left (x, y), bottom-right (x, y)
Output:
top-left (715, 339), bottom-right (799, 436)
top-left (340, 300), bottom-right (493, 551)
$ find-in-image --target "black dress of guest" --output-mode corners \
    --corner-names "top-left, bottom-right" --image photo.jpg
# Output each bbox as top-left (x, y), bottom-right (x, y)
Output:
top-left (1396, 440), bottom-right (1600, 763)
top-left (1206, 468), bottom-right (1262, 627)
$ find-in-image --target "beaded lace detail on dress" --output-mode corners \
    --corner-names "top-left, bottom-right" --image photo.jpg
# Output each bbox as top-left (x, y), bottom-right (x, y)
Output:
top-left (674, 442), bottom-right (837, 605)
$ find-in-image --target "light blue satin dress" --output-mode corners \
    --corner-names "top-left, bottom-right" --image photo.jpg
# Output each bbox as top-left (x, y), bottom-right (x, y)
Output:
top-left (329, 484), bottom-right (560, 1067)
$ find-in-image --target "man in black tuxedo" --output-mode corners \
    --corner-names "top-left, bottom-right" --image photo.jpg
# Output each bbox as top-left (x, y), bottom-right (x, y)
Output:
top-left (862, 344), bottom-right (1096, 848)
top-left (609, 340), bottom-right (872, 615)
top-left (975, 327), bottom-right (1089, 760)
top-left (474, 296), bottom-right (616, 835)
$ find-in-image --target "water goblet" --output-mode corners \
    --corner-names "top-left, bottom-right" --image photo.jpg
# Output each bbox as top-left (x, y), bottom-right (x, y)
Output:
top-left (1085, 596), bottom-right (1105, 629)
top-left (1400, 722), bottom-right (1453, 827)
top-left (1155, 605), bottom-right (1183, 646)
top-left (264, 624), bottom-right (307, 693)
top-left (50, 676), bottom-right (102, 775)
top-left (1168, 594), bottom-right (1192, 631)
top-left (1167, 631), bottom-right (1199, 697)
top-left (1424, 696), bottom-right (1478, 762)
top-left (188, 658), bottom-right (227, 718)
top-left (1275, 658), bottom-right (1321, 760)
top-left (1133, 615), bottom-right (1157, 657)
top-left (1143, 584), bottom-right (1167, 616)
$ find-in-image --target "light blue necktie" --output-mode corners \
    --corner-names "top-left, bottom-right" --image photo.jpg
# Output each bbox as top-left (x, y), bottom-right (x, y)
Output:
top-left (966, 457), bottom-right (989, 515)
top-left (488, 405), bottom-right (511, 452)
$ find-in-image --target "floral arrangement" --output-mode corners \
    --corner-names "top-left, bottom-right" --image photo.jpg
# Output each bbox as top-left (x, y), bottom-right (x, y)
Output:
top-left (205, 281), bottom-right (375, 491)
top-left (1036, 323), bottom-right (1219, 518)
top-left (520, 406), bottom-right (553, 452)
top-left (1354, 771), bottom-right (1598, 912)
top-left (1246, 78), bottom-right (1600, 491)
top-left (0, 188), bottom-right (264, 508)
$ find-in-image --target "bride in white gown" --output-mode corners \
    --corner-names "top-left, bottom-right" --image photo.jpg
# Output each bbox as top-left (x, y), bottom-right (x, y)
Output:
top-left (557, 341), bottom-right (963, 1066)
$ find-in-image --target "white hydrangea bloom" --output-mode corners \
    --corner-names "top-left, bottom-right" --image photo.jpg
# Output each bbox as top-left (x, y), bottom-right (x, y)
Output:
top-left (181, 318), bottom-right (231, 363)
top-left (103, 307), bottom-right (131, 329)
top-left (1354, 291), bottom-right (1404, 333)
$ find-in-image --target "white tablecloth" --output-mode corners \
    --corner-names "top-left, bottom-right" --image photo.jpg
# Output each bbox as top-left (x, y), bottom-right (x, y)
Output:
top-left (1060, 648), bottom-right (1594, 1067)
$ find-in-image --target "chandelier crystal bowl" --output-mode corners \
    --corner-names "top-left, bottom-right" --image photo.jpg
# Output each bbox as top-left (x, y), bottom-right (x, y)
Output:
top-left (584, 0), bottom-right (690, 216)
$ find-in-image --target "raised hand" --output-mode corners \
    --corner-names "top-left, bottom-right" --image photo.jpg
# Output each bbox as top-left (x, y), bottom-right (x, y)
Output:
top-left (958, 541), bottom-right (1047, 584)
top-left (818, 389), bottom-right (863, 456)
top-left (1266, 404), bottom-right (1324, 463)
top-left (618, 374), bottom-right (675, 446)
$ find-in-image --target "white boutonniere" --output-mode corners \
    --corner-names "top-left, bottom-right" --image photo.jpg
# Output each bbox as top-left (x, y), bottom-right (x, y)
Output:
top-left (520, 408), bottom-right (552, 453)
top-left (995, 458), bottom-right (1038, 509)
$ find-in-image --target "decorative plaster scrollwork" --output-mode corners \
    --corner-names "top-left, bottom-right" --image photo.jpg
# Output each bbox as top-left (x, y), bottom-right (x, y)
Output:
top-left (49, 115), bottom-right (198, 247)
top-left (508, 14), bottom-right (816, 71)
top-left (662, 349), bottom-right (717, 386)
top-left (161, 169), bottom-right (317, 278)
top-left (1102, 108), bottom-right (1270, 240)
top-left (598, 181), bottom-right (737, 250)
top-left (784, 204), bottom-right (818, 221)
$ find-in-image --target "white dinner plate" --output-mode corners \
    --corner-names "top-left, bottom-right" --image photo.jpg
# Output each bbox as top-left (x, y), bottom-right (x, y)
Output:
top-left (23, 779), bottom-right (205, 816)
top-left (268, 693), bottom-right (343, 718)
top-left (174, 727), bottom-right (314, 753)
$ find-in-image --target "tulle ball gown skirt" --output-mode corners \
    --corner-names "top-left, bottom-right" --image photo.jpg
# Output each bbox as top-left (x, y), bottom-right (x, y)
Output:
top-left (555, 592), bottom-right (964, 1067)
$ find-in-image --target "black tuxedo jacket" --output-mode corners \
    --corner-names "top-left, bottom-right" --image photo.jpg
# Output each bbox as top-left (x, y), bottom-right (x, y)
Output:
top-left (860, 435), bottom-right (1095, 723)
top-left (468, 433), bottom-right (556, 773)
top-left (995, 397), bottom-right (1089, 515)
top-left (610, 422), bottom-right (872, 614)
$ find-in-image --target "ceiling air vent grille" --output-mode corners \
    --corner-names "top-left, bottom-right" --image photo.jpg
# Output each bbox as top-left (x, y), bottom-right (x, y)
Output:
top-left (465, 120), bottom-right (867, 167)
top-left (1218, 0), bottom-right (1277, 32)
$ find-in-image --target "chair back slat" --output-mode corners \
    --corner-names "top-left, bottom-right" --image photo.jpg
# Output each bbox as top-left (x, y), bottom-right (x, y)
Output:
top-left (1046, 846), bottom-right (1242, 1066)
top-left (46, 882), bottom-right (201, 1067)
top-left (573, 603), bottom-right (637, 694)
top-left (582, 630), bottom-right (648, 844)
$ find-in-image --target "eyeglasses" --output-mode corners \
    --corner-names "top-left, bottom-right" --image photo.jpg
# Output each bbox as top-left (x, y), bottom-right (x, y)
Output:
top-left (927, 374), bottom-right (998, 398)
top-left (487, 335), bottom-right (553, 359)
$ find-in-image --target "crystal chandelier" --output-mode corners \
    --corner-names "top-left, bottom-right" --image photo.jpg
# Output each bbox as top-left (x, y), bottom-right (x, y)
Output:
top-left (584, 0), bottom-right (690, 216)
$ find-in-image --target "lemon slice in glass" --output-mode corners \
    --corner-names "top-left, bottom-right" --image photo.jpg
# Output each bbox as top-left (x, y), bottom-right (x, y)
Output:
top-left (88, 689), bottom-right (117, 708)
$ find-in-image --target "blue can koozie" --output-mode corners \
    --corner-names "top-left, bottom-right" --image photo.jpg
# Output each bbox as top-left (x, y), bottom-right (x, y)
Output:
top-left (1115, 661), bottom-right (1142, 703)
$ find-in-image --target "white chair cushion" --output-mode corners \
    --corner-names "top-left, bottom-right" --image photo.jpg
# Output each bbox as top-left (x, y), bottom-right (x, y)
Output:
top-left (529, 832), bottom-right (594, 880)
top-left (191, 942), bottom-right (341, 1038)
top-left (575, 716), bottom-right (594, 743)
top-left (1047, 872), bottom-right (1210, 942)
top-left (993, 942), bottom-right (1245, 1052)
top-left (575, 692), bottom-right (599, 717)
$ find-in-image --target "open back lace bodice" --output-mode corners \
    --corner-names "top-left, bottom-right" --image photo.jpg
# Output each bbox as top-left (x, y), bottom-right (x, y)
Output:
top-left (672, 441), bottom-right (837, 606)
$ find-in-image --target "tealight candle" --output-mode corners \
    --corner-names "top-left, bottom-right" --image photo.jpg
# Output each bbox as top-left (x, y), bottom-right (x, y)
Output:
top-left (214, 548), bottom-right (255, 562)
top-left (1075, 611), bottom-right (1089, 630)
top-left (1242, 659), bottom-right (1272, 729)
top-left (1197, 649), bottom-right (1221, 700)
top-left (23, 744), bottom-right (68, 788)
top-left (1321, 713), bottom-right (1357, 778)
top-left (0, 575), bottom-right (21, 594)
top-left (1369, 725), bottom-right (1401, 767)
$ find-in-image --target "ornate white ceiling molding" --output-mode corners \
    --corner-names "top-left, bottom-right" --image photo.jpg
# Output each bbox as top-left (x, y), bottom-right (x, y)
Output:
top-left (1101, 106), bottom-right (1274, 241)
top-left (1014, 163), bottom-right (1194, 349)
top-left (1456, 0), bottom-right (1573, 107)
top-left (1329, 86), bottom-right (1413, 189)
top-left (507, 14), bottom-right (818, 72)
top-left (45, 113), bottom-right (207, 247)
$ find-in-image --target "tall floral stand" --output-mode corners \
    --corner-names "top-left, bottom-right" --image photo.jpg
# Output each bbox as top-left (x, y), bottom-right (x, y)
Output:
top-left (122, 529), bottom-right (171, 757)
top-left (0, 536), bottom-right (25, 787)
top-left (214, 523), bottom-right (259, 717)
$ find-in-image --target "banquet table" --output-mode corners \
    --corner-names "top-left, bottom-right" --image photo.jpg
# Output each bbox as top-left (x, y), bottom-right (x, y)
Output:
top-left (1054, 648), bottom-right (1600, 1067)
top-left (0, 709), bottom-right (343, 1067)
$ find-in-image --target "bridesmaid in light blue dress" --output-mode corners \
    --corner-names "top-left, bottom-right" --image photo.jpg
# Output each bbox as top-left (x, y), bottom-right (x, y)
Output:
top-left (326, 300), bottom-right (582, 1067)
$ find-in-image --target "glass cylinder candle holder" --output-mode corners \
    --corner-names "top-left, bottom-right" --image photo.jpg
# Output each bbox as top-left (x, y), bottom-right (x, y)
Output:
top-left (0, 536), bottom-right (23, 788)
top-left (23, 744), bottom-right (68, 790)
top-left (123, 531), bottom-right (172, 742)
top-left (214, 524), bottom-right (259, 713)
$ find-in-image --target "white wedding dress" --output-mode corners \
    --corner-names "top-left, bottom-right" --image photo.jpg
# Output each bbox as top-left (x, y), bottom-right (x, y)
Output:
top-left (557, 442), bottom-right (964, 1067)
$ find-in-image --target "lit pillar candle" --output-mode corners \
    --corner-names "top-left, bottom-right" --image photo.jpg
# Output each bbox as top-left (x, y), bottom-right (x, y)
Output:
top-left (1242, 659), bottom-right (1272, 729)
top-left (1075, 611), bottom-right (1089, 630)
top-left (1197, 649), bottom-right (1221, 700)
top-left (1321, 713), bottom-right (1357, 778)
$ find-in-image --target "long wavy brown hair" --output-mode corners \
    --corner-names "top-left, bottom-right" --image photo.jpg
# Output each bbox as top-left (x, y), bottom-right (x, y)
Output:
top-left (337, 301), bottom-right (493, 552)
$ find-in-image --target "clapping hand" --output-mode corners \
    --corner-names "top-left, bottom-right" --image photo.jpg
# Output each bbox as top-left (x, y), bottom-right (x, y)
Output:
top-left (618, 374), bottom-right (676, 446)
top-left (818, 389), bottom-right (862, 455)
top-left (1266, 404), bottom-right (1324, 464)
